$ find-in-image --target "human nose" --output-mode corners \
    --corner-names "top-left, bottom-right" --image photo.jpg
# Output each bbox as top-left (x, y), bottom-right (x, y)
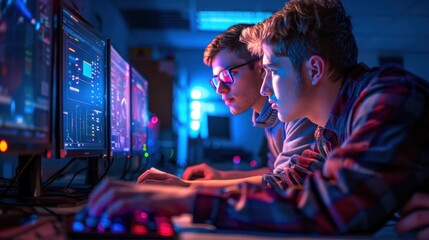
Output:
top-left (260, 74), bottom-right (272, 96)
top-left (216, 81), bottom-right (229, 94)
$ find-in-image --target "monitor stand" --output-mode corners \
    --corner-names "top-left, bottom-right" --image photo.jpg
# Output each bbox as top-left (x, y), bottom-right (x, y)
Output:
top-left (86, 157), bottom-right (100, 186)
top-left (17, 154), bottom-right (42, 198)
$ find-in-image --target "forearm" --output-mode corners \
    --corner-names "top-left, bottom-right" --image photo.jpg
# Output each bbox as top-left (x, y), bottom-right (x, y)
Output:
top-left (218, 167), bottom-right (270, 179)
top-left (185, 175), bottom-right (263, 188)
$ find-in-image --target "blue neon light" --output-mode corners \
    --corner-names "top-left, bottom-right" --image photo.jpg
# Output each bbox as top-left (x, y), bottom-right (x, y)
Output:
top-left (196, 11), bottom-right (272, 31)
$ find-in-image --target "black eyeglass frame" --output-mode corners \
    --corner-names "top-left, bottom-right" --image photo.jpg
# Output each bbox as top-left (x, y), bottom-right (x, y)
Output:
top-left (209, 58), bottom-right (260, 90)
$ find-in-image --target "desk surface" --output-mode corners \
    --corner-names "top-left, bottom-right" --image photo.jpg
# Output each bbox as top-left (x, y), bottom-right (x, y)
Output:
top-left (0, 215), bottom-right (64, 240)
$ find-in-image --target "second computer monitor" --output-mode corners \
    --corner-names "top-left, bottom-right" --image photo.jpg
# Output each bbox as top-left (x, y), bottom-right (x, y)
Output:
top-left (131, 67), bottom-right (149, 157)
top-left (58, 5), bottom-right (108, 158)
top-left (108, 45), bottom-right (131, 157)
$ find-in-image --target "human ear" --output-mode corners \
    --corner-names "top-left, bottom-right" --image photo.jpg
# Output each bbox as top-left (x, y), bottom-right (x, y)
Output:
top-left (306, 55), bottom-right (325, 85)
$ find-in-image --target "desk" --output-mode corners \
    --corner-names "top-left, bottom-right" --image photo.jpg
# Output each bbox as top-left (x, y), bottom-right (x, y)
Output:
top-left (174, 215), bottom-right (379, 240)
top-left (0, 213), bottom-right (401, 240)
top-left (0, 216), bottom-right (65, 240)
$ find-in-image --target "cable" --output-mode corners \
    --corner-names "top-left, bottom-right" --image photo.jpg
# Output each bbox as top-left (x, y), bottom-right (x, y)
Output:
top-left (98, 156), bottom-right (113, 183)
top-left (66, 167), bottom-right (89, 188)
top-left (0, 177), bottom-right (17, 187)
top-left (119, 156), bottom-right (132, 180)
top-left (75, 156), bottom-right (114, 191)
top-left (0, 154), bottom-right (35, 197)
top-left (42, 158), bottom-right (78, 190)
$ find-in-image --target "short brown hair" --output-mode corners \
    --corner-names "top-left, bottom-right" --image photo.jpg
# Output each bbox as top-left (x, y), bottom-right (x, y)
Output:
top-left (203, 24), bottom-right (257, 67)
top-left (241, 0), bottom-right (358, 82)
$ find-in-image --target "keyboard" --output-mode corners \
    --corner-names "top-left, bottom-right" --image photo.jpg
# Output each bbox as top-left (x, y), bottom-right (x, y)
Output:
top-left (66, 208), bottom-right (177, 239)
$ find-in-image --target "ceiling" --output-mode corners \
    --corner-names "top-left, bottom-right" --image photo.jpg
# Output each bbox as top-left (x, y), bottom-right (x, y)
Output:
top-left (111, 0), bottom-right (429, 53)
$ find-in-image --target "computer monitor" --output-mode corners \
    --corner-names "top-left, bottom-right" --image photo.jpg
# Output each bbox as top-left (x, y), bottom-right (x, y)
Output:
top-left (0, 0), bottom-right (53, 155)
top-left (0, 0), bottom-right (53, 199)
top-left (56, 4), bottom-right (108, 159)
top-left (108, 44), bottom-right (131, 158)
top-left (130, 67), bottom-right (149, 157)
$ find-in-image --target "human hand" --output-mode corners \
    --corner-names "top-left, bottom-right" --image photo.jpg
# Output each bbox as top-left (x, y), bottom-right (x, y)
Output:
top-left (182, 163), bottom-right (222, 180)
top-left (136, 167), bottom-right (190, 187)
top-left (396, 192), bottom-right (429, 240)
top-left (87, 178), bottom-right (195, 218)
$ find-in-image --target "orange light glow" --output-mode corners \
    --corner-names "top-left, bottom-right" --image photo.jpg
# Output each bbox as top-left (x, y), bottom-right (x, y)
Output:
top-left (0, 140), bottom-right (8, 152)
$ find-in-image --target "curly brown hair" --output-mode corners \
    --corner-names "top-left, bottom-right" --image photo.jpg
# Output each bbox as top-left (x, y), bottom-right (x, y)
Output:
top-left (241, 0), bottom-right (358, 82)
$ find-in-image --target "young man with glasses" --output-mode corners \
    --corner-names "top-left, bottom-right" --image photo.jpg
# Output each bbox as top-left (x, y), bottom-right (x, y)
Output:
top-left (136, 24), bottom-right (318, 188)
top-left (181, 23), bottom-right (317, 183)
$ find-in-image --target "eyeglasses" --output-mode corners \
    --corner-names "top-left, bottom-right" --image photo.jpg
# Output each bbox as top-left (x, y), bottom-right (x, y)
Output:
top-left (209, 58), bottom-right (260, 90)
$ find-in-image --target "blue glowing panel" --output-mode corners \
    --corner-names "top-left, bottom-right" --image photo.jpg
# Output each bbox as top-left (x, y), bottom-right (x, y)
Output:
top-left (131, 68), bottom-right (149, 156)
top-left (196, 11), bottom-right (272, 31)
top-left (83, 61), bottom-right (92, 78)
top-left (109, 45), bottom-right (131, 156)
top-left (0, 0), bottom-right (52, 154)
top-left (61, 7), bottom-right (107, 157)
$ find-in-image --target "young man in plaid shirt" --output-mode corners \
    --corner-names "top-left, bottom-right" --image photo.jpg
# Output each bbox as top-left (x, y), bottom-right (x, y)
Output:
top-left (86, 0), bottom-right (429, 237)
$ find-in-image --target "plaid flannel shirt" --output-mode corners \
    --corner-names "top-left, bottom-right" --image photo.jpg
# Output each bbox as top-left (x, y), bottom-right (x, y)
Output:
top-left (192, 63), bottom-right (429, 234)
